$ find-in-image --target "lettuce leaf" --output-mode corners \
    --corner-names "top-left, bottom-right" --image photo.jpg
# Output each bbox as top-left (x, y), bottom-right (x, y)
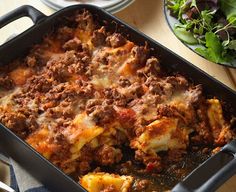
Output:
top-left (220, 0), bottom-right (236, 20)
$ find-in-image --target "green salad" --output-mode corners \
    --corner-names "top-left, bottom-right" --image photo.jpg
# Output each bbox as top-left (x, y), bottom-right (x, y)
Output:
top-left (167, 0), bottom-right (236, 66)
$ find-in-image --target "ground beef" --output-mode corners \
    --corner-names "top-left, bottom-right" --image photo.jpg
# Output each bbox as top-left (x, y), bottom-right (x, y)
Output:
top-left (79, 146), bottom-right (94, 163)
top-left (50, 133), bottom-right (72, 161)
top-left (145, 77), bottom-right (174, 98)
top-left (0, 76), bottom-right (14, 90)
top-left (74, 146), bottom-right (95, 174)
top-left (144, 77), bottom-right (163, 95)
top-left (57, 26), bottom-right (74, 42)
top-left (77, 161), bottom-right (91, 174)
top-left (100, 185), bottom-right (117, 192)
top-left (146, 57), bottom-right (161, 74)
top-left (166, 75), bottom-right (189, 89)
top-left (137, 57), bottom-right (161, 77)
top-left (106, 33), bottom-right (126, 48)
top-left (45, 83), bottom-right (79, 103)
top-left (45, 103), bottom-right (75, 119)
top-left (76, 10), bottom-right (95, 31)
top-left (131, 46), bottom-right (149, 67)
top-left (24, 73), bottom-right (56, 94)
top-left (119, 161), bottom-right (132, 175)
top-left (92, 50), bottom-right (109, 65)
top-left (91, 27), bottom-right (106, 47)
top-left (118, 76), bottom-right (131, 87)
top-left (87, 100), bottom-right (116, 125)
top-left (47, 50), bottom-right (90, 79)
top-left (135, 150), bottom-right (162, 172)
top-left (156, 103), bottom-right (195, 125)
top-left (103, 88), bottom-right (127, 106)
top-left (116, 107), bottom-right (136, 132)
top-left (46, 50), bottom-right (79, 81)
top-left (85, 99), bottom-right (103, 113)
top-left (0, 111), bottom-right (25, 132)
top-left (185, 85), bottom-right (203, 106)
top-left (121, 82), bottom-right (145, 100)
top-left (0, 108), bottom-right (37, 138)
top-left (132, 179), bottom-right (150, 191)
top-left (68, 62), bottom-right (87, 75)
top-left (25, 56), bottom-right (37, 68)
top-left (63, 37), bottom-right (82, 51)
top-left (95, 145), bottom-right (122, 166)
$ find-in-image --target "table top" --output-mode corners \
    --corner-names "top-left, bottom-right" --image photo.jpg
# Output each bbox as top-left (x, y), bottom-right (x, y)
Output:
top-left (0, 0), bottom-right (236, 191)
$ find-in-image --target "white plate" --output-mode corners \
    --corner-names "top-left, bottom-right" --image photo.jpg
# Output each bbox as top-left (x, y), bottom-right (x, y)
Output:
top-left (41, 0), bottom-right (123, 9)
top-left (106, 0), bottom-right (135, 13)
top-left (41, 0), bottom-right (135, 14)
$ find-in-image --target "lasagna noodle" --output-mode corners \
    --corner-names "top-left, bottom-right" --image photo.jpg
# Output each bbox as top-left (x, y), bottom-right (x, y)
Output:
top-left (80, 172), bottom-right (133, 192)
top-left (131, 117), bottom-right (190, 154)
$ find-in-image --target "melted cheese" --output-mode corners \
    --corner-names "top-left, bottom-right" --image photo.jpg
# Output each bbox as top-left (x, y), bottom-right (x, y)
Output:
top-left (80, 172), bottom-right (133, 192)
top-left (0, 88), bottom-right (20, 110)
top-left (63, 113), bottom-right (104, 160)
top-left (207, 99), bottom-right (232, 144)
top-left (91, 75), bottom-right (113, 89)
top-left (207, 99), bottom-right (225, 129)
top-left (9, 67), bottom-right (34, 86)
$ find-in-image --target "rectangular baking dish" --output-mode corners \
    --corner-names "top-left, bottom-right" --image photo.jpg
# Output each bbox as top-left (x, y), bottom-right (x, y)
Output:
top-left (0, 4), bottom-right (236, 192)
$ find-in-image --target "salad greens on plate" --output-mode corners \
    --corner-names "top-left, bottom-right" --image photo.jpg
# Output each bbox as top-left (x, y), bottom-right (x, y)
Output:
top-left (166, 0), bottom-right (236, 67)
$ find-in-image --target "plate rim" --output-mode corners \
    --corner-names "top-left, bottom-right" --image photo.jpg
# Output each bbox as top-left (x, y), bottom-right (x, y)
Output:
top-left (40, 0), bottom-right (135, 14)
top-left (41, 0), bottom-right (124, 9)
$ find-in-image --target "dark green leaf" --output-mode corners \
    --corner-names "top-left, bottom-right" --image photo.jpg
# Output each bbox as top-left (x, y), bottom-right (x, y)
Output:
top-left (220, 0), bottom-right (236, 19)
top-left (195, 32), bottom-right (235, 64)
top-left (195, 32), bottom-right (223, 63)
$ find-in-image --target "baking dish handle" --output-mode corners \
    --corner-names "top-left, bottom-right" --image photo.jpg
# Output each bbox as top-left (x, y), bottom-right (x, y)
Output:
top-left (172, 139), bottom-right (236, 192)
top-left (0, 5), bottom-right (46, 28)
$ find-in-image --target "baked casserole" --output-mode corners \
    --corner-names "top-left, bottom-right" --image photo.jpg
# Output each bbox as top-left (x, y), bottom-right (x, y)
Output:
top-left (0, 10), bottom-right (235, 192)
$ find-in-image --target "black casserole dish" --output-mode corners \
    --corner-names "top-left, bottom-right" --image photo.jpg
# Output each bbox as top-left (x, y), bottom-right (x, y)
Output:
top-left (0, 5), bottom-right (236, 192)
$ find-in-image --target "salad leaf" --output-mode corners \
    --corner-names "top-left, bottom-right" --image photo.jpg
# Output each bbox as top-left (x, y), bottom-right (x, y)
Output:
top-left (195, 0), bottom-right (219, 12)
top-left (227, 40), bottom-right (236, 50)
top-left (167, 0), bottom-right (236, 65)
top-left (228, 16), bottom-right (236, 26)
top-left (174, 26), bottom-right (198, 44)
top-left (190, 0), bottom-right (197, 8)
top-left (220, 0), bottom-right (236, 19)
top-left (167, 0), bottom-right (187, 20)
top-left (195, 32), bottom-right (224, 63)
